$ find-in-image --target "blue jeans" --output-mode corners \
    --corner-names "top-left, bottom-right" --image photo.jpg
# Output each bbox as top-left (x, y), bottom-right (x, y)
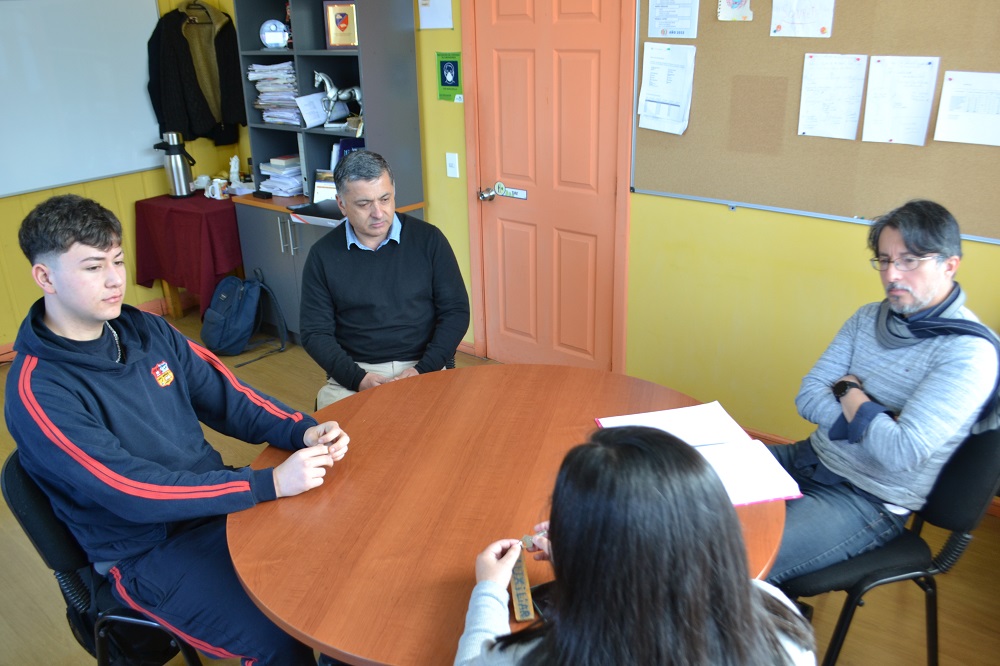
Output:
top-left (109, 517), bottom-right (316, 666)
top-left (765, 440), bottom-right (907, 585)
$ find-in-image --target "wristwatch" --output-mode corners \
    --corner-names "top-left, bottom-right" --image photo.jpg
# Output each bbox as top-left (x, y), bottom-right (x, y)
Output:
top-left (832, 380), bottom-right (863, 402)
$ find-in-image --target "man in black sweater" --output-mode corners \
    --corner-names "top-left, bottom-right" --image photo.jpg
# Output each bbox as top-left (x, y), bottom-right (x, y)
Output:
top-left (300, 151), bottom-right (470, 409)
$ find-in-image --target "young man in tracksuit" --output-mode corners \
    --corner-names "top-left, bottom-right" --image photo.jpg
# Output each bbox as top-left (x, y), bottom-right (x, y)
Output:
top-left (4, 194), bottom-right (350, 665)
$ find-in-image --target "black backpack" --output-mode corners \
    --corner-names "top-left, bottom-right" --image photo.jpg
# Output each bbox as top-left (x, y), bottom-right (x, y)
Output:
top-left (201, 269), bottom-right (287, 367)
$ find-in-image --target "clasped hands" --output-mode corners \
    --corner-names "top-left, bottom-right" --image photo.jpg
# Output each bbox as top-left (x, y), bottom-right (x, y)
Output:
top-left (273, 421), bottom-right (350, 498)
top-left (358, 367), bottom-right (419, 392)
top-left (476, 521), bottom-right (551, 587)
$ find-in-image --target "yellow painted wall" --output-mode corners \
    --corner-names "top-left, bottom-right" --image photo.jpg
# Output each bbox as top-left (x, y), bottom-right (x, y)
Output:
top-left (4, 0), bottom-right (999, 441)
top-left (413, 0), bottom-right (474, 344)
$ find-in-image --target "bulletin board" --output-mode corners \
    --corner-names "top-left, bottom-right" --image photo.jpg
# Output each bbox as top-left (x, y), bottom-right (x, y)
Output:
top-left (0, 0), bottom-right (161, 197)
top-left (631, 0), bottom-right (1000, 241)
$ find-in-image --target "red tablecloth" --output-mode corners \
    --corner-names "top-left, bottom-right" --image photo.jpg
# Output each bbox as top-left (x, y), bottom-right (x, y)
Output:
top-left (134, 195), bottom-right (243, 316)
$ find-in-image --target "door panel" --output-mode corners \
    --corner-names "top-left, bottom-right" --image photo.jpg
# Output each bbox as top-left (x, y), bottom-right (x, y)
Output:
top-left (555, 229), bottom-right (597, 358)
top-left (497, 218), bottom-right (538, 341)
top-left (475, 0), bottom-right (620, 368)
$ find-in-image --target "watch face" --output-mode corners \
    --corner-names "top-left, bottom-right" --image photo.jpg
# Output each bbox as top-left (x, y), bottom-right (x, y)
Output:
top-left (834, 381), bottom-right (858, 399)
top-left (260, 20), bottom-right (290, 49)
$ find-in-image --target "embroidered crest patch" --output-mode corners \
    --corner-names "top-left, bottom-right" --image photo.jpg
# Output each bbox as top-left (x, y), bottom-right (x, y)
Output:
top-left (151, 360), bottom-right (175, 387)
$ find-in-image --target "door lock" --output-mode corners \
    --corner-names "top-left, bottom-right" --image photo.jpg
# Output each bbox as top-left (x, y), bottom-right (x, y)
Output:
top-left (477, 187), bottom-right (496, 201)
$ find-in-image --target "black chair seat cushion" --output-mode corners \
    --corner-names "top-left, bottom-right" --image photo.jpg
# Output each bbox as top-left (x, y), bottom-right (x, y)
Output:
top-left (781, 530), bottom-right (933, 598)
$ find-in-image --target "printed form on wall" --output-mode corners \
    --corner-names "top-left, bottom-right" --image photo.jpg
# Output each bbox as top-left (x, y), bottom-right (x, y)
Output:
top-left (798, 53), bottom-right (868, 140)
top-left (862, 56), bottom-right (940, 146)
top-left (648, 0), bottom-right (700, 39)
top-left (934, 71), bottom-right (1000, 148)
top-left (638, 43), bottom-right (696, 135)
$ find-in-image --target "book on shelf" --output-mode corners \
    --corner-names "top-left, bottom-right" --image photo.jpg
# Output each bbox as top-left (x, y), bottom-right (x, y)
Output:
top-left (270, 154), bottom-right (301, 167)
top-left (313, 169), bottom-right (338, 203)
top-left (597, 401), bottom-right (802, 507)
top-left (330, 137), bottom-right (366, 170)
top-left (259, 162), bottom-right (302, 177)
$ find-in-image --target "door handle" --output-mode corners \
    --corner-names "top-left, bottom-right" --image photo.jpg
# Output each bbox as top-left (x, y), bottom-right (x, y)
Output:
top-left (477, 187), bottom-right (496, 201)
top-left (286, 219), bottom-right (299, 255)
top-left (277, 217), bottom-right (288, 254)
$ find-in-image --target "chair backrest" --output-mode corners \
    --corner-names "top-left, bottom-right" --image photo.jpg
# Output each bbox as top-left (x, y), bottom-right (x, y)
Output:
top-left (3, 450), bottom-right (192, 665)
top-left (921, 428), bottom-right (1000, 533)
top-left (2, 449), bottom-right (89, 574)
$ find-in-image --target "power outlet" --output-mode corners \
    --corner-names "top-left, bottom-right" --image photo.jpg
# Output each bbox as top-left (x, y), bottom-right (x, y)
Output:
top-left (446, 152), bottom-right (460, 178)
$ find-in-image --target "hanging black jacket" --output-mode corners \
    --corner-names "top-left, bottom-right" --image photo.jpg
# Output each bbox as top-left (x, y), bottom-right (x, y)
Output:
top-left (148, 4), bottom-right (246, 146)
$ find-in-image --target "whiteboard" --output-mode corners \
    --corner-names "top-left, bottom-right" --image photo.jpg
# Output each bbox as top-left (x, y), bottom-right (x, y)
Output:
top-left (0, 0), bottom-right (161, 197)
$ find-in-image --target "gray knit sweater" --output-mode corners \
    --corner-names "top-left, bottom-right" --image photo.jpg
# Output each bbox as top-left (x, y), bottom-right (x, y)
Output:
top-left (796, 302), bottom-right (997, 510)
top-left (453, 580), bottom-right (815, 665)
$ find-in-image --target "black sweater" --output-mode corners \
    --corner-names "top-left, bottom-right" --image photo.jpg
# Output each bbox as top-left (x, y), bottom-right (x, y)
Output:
top-left (299, 214), bottom-right (471, 391)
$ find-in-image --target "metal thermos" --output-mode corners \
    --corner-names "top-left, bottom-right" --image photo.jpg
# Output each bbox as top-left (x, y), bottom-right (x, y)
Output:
top-left (153, 132), bottom-right (196, 198)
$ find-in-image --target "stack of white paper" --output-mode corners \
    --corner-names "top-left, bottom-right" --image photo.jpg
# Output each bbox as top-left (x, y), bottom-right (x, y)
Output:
top-left (597, 401), bottom-right (801, 506)
top-left (258, 174), bottom-right (303, 197)
top-left (248, 61), bottom-right (301, 126)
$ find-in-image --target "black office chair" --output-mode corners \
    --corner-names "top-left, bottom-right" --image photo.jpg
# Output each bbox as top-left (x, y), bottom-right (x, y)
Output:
top-left (1, 450), bottom-right (202, 666)
top-left (779, 428), bottom-right (1000, 666)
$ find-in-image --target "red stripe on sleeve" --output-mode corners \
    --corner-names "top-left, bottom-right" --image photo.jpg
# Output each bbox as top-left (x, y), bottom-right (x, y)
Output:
top-left (188, 340), bottom-right (304, 422)
top-left (16, 356), bottom-right (253, 500)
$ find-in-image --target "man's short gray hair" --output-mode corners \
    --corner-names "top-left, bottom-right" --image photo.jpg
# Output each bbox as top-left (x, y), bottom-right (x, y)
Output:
top-left (333, 150), bottom-right (394, 192)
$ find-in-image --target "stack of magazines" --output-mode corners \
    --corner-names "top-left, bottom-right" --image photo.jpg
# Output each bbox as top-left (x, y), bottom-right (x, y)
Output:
top-left (248, 61), bottom-right (301, 126)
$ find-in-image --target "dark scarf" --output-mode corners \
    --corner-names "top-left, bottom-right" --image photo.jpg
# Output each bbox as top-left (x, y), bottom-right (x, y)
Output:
top-left (875, 283), bottom-right (1000, 433)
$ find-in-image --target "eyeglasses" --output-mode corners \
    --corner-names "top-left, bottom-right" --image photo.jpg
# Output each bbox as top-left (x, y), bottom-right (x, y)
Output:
top-left (869, 255), bottom-right (941, 272)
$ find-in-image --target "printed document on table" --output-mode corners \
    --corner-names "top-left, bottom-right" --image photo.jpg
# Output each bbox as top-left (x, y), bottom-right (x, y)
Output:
top-left (934, 71), bottom-right (1000, 147)
top-left (638, 43), bottom-right (696, 135)
top-left (648, 0), bottom-right (700, 39)
top-left (770, 0), bottom-right (835, 38)
top-left (862, 56), bottom-right (940, 146)
top-left (597, 401), bottom-right (802, 506)
top-left (798, 53), bottom-right (867, 140)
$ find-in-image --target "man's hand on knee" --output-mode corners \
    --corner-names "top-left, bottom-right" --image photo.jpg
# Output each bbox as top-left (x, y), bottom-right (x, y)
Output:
top-left (359, 372), bottom-right (391, 392)
top-left (391, 367), bottom-right (420, 381)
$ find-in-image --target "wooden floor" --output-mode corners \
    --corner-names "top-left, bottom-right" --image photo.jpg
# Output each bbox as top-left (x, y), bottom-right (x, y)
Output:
top-left (0, 311), bottom-right (997, 665)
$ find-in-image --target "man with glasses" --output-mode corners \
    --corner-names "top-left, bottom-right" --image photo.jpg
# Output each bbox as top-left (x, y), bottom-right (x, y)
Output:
top-left (766, 199), bottom-right (1000, 584)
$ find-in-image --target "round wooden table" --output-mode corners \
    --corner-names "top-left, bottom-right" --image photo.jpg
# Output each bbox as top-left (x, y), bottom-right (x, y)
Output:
top-left (228, 364), bottom-right (785, 665)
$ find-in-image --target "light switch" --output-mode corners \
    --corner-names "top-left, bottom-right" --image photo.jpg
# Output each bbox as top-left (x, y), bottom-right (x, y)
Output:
top-left (446, 152), bottom-right (460, 178)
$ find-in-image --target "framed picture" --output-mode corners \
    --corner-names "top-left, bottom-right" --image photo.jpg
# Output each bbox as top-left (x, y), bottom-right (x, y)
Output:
top-left (324, 1), bottom-right (358, 48)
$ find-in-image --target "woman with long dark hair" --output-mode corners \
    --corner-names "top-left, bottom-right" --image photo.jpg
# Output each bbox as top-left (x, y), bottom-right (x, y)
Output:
top-left (454, 426), bottom-right (815, 665)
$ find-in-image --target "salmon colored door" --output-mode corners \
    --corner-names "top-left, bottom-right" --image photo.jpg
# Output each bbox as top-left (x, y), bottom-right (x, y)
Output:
top-left (463, 0), bottom-right (633, 369)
